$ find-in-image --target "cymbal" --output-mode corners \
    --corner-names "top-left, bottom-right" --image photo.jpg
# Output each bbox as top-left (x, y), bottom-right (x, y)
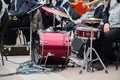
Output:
top-left (42, 6), bottom-right (70, 18)
top-left (82, 18), bottom-right (103, 24)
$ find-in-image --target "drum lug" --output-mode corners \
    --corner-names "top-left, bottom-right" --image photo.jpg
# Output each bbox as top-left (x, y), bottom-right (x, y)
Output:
top-left (83, 32), bottom-right (85, 37)
top-left (63, 41), bottom-right (71, 46)
top-left (40, 40), bottom-right (48, 44)
top-left (62, 56), bottom-right (66, 59)
top-left (42, 52), bottom-right (55, 58)
top-left (69, 42), bottom-right (71, 46)
top-left (47, 52), bottom-right (54, 56)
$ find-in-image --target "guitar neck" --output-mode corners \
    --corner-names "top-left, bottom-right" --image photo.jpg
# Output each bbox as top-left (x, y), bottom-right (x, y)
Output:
top-left (85, 0), bottom-right (100, 6)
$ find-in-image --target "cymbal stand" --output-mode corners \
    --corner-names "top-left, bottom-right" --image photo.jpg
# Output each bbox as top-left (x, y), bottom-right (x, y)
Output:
top-left (27, 4), bottom-right (46, 63)
top-left (27, 5), bottom-right (51, 72)
top-left (53, 14), bottom-right (56, 29)
top-left (79, 27), bottom-right (108, 74)
top-left (81, 39), bottom-right (88, 69)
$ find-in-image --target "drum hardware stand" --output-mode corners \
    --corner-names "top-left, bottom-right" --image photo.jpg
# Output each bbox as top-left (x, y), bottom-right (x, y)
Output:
top-left (26, 4), bottom-right (52, 72)
top-left (80, 39), bottom-right (88, 69)
top-left (69, 39), bottom-right (87, 68)
top-left (68, 46), bottom-right (81, 67)
top-left (27, 3), bottom-right (45, 63)
top-left (53, 14), bottom-right (56, 29)
top-left (79, 27), bottom-right (108, 74)
top-left (36, 39), bottom-right (57, 71)
top-left (43, 52), bottom-right (54, 69)
top-left (52, 14), bottom-right (61, 31)
top-left (68, 58), bottom-right (81, 67)
top-left (40, 51), bottom-right (68, 71)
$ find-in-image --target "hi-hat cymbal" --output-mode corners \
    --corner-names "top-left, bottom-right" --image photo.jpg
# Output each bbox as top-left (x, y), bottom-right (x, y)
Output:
top-left (82, 18), bottom-right (103, 24)
top-left (42, 6), bottom-right (70, 18)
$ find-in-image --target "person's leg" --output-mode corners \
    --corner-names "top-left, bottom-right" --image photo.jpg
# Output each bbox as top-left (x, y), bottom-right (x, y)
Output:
top-left (100, 28), bottom-right (120, 64)
top-left (4, 29), bottom-right (17, 45)
top-left (92, 28), bottom-right (120, 70)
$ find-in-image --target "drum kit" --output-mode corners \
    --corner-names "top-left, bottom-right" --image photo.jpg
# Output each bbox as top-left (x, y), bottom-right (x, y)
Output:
top-left (29, 5), bottom-right (108, 73)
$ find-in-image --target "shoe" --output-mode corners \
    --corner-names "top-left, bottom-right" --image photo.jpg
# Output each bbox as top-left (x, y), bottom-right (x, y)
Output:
top-left (93, 61), bottom-right (106, 70)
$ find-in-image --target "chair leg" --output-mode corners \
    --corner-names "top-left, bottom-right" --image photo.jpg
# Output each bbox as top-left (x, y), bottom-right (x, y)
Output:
top-left (4, 51), bottom-right (8, 61)
top-left (2, 49), bottom-right (8, 61)
top-left (0, 40), bottom-right (7, 65)
top-left (116, 47), bottom-right (120, 70)
top-left (1, 52), bottom-right (4, 65)
top-left (0, 45), bottom-right (4, 65)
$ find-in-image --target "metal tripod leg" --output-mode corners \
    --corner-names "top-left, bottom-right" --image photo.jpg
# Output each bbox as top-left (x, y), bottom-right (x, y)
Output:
top-left (79, 40), bottom-right (88, 74)
top-left (79, 47), bottom-right (108, 74)
top-left (92, 48), bottom-right (108, 73)
top-left (80, 27), bottom-right (108, 74)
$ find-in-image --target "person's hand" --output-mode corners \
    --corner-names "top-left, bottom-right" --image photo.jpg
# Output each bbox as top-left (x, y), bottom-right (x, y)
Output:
top-left (74, 19), bottom-right (82, 24)
top-left (104, 23), bottom-right (110, 33)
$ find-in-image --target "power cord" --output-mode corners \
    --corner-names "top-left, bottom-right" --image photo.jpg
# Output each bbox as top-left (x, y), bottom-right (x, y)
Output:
top-left (0, 72), bottom-right (20, 77)
top-left (0, 60), bottom-right (51, 77)
top-left (0, 59), bottom-right (67, 77)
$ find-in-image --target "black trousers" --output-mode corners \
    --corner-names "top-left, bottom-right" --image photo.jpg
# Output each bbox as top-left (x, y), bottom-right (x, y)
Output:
top-left (93, 28), bottom-right (120, 64)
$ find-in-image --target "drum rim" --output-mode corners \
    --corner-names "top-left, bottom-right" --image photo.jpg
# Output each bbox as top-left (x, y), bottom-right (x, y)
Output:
top-left (76, 27), bottom-right (99, 31)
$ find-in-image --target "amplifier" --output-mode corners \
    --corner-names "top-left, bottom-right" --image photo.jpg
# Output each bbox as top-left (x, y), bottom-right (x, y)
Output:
top-left (3, 45), bottom-right (30, 56)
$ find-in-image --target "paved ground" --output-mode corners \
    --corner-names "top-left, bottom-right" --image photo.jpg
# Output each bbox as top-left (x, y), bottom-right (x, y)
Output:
top-left (0, 56), bottom-right (120, 80)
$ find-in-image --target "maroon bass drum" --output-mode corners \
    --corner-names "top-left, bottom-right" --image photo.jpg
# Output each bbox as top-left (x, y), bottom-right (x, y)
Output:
top-left (35, 30), bottom-right (71, 65)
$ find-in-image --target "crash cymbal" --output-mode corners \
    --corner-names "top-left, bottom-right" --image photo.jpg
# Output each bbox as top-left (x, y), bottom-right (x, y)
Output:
top-left (82, 18), bottom-right (103, 24)
top-left (42, 6), bottom-right (70, 18)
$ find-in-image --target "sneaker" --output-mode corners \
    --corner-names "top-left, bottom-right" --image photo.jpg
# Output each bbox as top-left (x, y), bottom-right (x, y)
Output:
top-left (93, 61), bottom-right (106, 70)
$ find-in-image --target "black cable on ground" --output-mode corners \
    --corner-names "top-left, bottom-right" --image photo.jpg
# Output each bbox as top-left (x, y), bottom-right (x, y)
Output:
top-left (0, 72), bottom-right (20, 77)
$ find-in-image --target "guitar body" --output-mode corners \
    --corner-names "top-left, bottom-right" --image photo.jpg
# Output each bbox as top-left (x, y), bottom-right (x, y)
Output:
top-left (70, 1), bottom-right (92, 16)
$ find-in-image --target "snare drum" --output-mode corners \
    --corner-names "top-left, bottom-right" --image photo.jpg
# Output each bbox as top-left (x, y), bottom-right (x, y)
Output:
top-left (35, 30), bottom-right (71, 65)
top-left (75, 27), bottom-right (100, 39)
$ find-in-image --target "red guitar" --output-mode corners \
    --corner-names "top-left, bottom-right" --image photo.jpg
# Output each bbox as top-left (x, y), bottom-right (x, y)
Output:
top-left (70, 0), bottom-right (100, 16)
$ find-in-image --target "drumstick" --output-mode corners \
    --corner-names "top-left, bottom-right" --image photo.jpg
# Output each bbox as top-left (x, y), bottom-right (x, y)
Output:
top-left (85, 0), bottom-right (100, 6)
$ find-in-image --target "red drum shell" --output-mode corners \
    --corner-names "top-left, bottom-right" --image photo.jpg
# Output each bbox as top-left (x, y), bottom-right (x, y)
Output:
top-left (38, 31), bottom-right (71, 65)
top-left (75, 27), bottom-right (99, 39)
